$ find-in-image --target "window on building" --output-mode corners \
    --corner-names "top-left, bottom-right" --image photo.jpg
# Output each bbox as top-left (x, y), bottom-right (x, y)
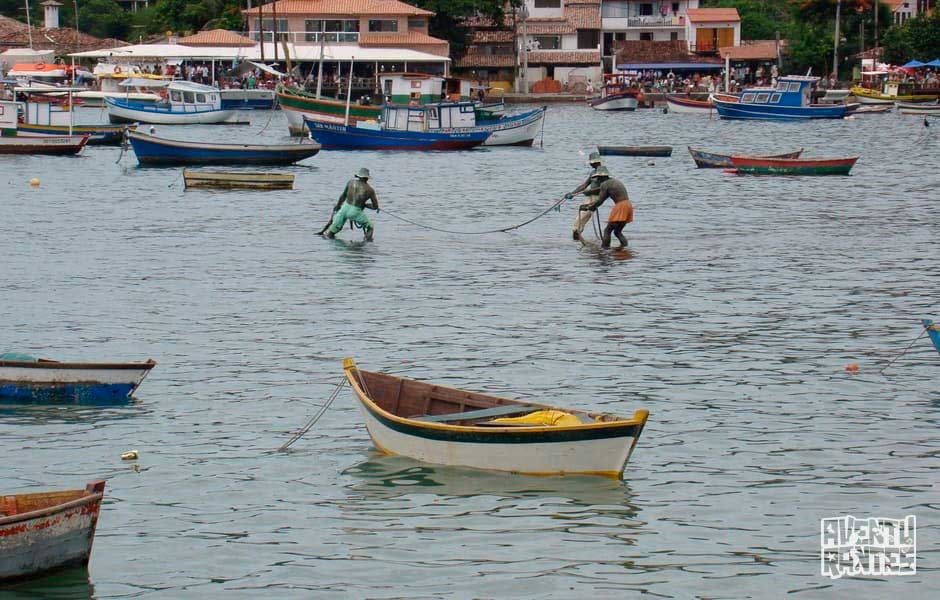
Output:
top-left (306, 19), bottom-right (358, 41)
top-left (408, 18), bottom-right (425, 29)
top-left (603, 31), bottom-right (614, 53)
top-left (639, 3), bottom-right (654, 16)
top-left (369, 19), bottom-right (398, 32)
top-left (577, 29), bottom-right (599, 49)
top-left (670, 31), bottom-right (678, 41)
top-left (601, 0), bottom-right (629, 17)
top-left (672, 2), bottom-right (680, 13)
top-left (532, 35), bottom-right (561, 50)
top-left (534, 0), bottom-right (561, 7)
top-left (254, 18), bottom-right (289, 41)
top-left (640, 32), bottom-right (653, 41)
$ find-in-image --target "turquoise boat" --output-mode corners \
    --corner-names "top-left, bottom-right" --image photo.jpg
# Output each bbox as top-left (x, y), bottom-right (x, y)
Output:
top-left (924, 319), bottom-right (940, 355)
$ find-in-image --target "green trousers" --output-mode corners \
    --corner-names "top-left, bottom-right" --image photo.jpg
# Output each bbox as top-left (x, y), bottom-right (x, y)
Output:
top-left (329, 202), bottom-right (372, 234)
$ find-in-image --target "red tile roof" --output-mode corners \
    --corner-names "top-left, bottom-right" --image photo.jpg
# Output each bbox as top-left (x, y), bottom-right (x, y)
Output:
top-left (455, 52), bottom-right (515, 68)
top-left (471, 30), bottom-right (514, 44)
top-left (243, 0), bottom-right (432, 17)
top-left (0, 21), bottom-right (127, 54)
top-left (720, 43), bottom-right (780, 61)
top-left (178, 29), bottom-right (255, 47)
top-left (527, 50), bottom-right (600, 65)
top-left (526, 22), bottom-right (575, 35)
top-left (360, 30), bottom-right (449, 55)
top-left (616, 40), bottom-right (722, 65)
top-left (565, 1), bottom-right (601, 29)
top-left (686, 8), bottom-right (741, 23)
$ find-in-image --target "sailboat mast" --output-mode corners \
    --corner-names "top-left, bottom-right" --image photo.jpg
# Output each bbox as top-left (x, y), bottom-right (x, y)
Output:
top-left (315, 35), bottom-right (324, 99)
top-left (259, 0), bottom-right (265, 63)
top-left (832, 0), bottom-right (841, 82)
top-left (24, 0), bottom-right (33, 49)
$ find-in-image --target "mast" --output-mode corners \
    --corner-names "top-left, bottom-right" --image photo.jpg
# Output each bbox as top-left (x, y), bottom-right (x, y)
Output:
top-left (72, 0), bottom-right (79, 86)
top-left (874, 0), bottom-right (879, 59)
top-left (272, 0), bottom-right (279, 63)
top-left (832, 0), bottom-right (841, 83)
top-left (259, 0), bottom-right (265, 63)
top-left (344, 56), bottom-right (354, 126)
top-left (315, 34), bottom-right (324, 98)
top-left (24, 0), bottom-right (33, 49)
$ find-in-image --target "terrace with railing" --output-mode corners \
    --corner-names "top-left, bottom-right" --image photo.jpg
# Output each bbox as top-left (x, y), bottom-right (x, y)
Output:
top-left (248, 31), bottom-right (360, 44)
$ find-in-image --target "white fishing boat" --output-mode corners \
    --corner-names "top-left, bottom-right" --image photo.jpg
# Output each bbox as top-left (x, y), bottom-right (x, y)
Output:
top-left (896, 101), bottom-right (940, 115)
top-left (589, 74), bottom-right (640, 111)
top-left (219, 88), bottom-right (276, 110)
top-left (106, 80), bottom-right (235, 125)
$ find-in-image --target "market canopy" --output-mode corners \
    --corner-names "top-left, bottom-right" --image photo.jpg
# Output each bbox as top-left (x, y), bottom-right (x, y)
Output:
top-left (249, 61), bottom-right (285, 77)
top-left (926, 59), bottom-right (940, 67)
top-left (902, 60), bottom-right (926, 68)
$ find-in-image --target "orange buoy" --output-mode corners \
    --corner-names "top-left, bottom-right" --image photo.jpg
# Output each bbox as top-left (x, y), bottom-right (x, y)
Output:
top-left (845, 363), bottom-right (859, 373)
top-left (29, 178), bottom-right (40, 187)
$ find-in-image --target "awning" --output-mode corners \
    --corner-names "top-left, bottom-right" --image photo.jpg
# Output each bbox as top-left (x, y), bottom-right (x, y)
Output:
top-left (902, 60), bottom-right (926, 68)
top-left (249, 61), bottom-right (285, 77)
top-left (616, 62), bottom-right (723, 71)
top-left (926, 58), bottom-right (940, 67)
top-left (70, 43), bottom-right (449, 64)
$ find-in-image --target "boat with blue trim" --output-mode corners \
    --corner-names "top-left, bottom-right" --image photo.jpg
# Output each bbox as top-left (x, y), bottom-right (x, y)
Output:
top-left (106, 80), bottom-right (235, 124)
top-left (343, 359), bottom-right (649, 478)
top-left (713, 76), bottom-right (857, 121)
top-left (0, 480), bottom-right (106, 583)
top-left (688, 146), bottom-right (804, 168)
top-left (13, 87), bottom-right (132, 145)
top-left (0, 355), bottom-right (155, 403)
top-left (126, 130), bottom-right (321, 166)
top-left (924, 319), bottom-right (940, 355)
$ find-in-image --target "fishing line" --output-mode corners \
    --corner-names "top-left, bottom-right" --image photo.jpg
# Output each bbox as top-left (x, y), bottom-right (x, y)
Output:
top-left (278, 377), bottom-right (345, 451)
top-left (380, 196), bottom-right (567, 235)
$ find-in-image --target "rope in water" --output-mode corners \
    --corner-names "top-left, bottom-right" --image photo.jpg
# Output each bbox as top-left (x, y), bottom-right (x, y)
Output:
top-left (278, 378), bottom-right (345, 451)
top-left (380, 196), bottom-right (567, 235)
top-left (879, 324), bottom-right (931, 375)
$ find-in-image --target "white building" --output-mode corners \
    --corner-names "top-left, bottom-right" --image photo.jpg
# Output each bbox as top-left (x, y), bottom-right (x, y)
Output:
top-left (515, 0), bottom-right (604, 91)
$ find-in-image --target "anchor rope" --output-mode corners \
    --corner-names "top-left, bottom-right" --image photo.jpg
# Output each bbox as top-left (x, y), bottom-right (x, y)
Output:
top-left (879, 323), bottom-right (932, 375)
top-left (379, 196), bottom-right (567, 235)
top-left (278, 377), bottom-right (345, 451)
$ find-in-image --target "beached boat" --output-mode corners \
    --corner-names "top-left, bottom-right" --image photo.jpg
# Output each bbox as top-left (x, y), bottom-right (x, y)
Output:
top-left (896, 101), bottom-right (940, 115)
top-left (0, 480), bottom-right (106, 583)
top-left (714, 76), bottom-right (856, 120)
top-left (729, 155), bottom-right (859, 176)
top-left (688, 146), bottom-right (804, 169)
top-left (665, 94), bottom-right (714, 114)
top-left (106, 80), bottom-right (235, 124)
top-left (126, 131), bottom-right (321, 166)
top-left (0, 135), bottom-right (89, 155)
top-left (598, 145), bottom-right (672, 157)
top-left (342, 359), bottom-right (649, 478)
top-left (183, 170), bottom-right (294, 190)
top-left (924, 319), bottom-right (940, 355)
top-left (0, 355), bottom-right (155, 402)
top-left (589, 74), bottom-right (640, 111)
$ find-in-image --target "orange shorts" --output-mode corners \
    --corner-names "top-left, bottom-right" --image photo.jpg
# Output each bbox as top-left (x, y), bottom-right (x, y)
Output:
top-left (608, 199), bottom-right (633, 224)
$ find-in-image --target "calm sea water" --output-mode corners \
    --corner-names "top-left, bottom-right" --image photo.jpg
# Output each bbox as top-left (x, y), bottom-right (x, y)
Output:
top-left (1, 105), bottom-right (938, 598)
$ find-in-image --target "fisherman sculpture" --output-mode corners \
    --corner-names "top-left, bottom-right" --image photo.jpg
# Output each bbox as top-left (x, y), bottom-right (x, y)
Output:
top-left (565, 151), bottom-right (604, 241)
top-left (580, 166), bottom-right (633, 249)
top-left (320, 167), bottom-right (380, 241)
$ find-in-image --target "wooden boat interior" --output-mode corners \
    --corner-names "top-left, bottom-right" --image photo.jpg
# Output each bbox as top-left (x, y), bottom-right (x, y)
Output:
top-left (0, 482), bottom-right (103, 520)
top-left (352, 368), bottom-right (623, 426)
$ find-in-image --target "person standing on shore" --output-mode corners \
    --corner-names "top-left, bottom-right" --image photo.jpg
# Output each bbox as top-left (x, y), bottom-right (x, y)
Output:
top-left (565, 151), bottom-right (604, 241)
top-left (320, 168), bottom-right (380, 242)
top-left (580, 167), bottom-right (633, 249)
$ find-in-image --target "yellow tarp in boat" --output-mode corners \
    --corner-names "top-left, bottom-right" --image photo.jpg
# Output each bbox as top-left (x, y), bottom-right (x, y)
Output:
top-left (490, 410), bottom-right (582, 427)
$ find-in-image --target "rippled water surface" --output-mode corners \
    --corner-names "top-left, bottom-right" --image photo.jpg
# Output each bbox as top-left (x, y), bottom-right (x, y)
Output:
top-left (1, 105), bottom-right (938, 598)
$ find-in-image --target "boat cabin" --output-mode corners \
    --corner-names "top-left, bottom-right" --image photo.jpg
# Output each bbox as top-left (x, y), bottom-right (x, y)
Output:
top-left (739, 76), bottom-right (818, 108)
top-left (378, 73), bottom-right (477, 105)
top-left (379, 102), bottom-right (478, 132)
top-left (0, 100), bottom-right (17, 134)
top-left (120, 79), bottom-right (221, 112)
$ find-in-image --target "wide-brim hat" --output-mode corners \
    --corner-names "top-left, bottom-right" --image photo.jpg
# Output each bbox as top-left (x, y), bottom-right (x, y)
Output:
top-left (355, 167), bottom-right (370, 179)
top-left (590, 166), bottom-right (610, 178)
top-left (588, 151), bottom-right (602, 163)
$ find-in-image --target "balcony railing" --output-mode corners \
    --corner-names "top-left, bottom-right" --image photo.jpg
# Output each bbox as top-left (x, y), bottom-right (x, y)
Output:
top-left (248, 31), bottom-right (360, 44)
top-left (689, 42), bottom-right (718, 54)
top-left (602, 15), bottom-right (684, 28)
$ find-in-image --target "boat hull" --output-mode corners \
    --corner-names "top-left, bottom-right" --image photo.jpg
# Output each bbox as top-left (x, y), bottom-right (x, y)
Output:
top-left (343, 360), bottom-right (649, 478)
top-left (106, 98), bottom-right (235, 125)
top-left (896, 101), bottom-right (940, 115)
top-left (688, 146), bottom-right (804, 168)
top-left (480, 107), bottom-right (545, 146)
top-left (714, 98), bottom-right (850, 120)
top-left (183, 170), bottom-right (294, 190)
top-left (852, 87), bottom-right (938, 105)
top-left (598, 145), bottom-right (672, 157)
top-left (280, 90), bottom-right (382, 135)
top-left (730, 155), bottom-right (858, 175)
top-left (127, 131), bottom-right (321, 166)
top-left (16, 123), bottom-right (131, 145)
top-left (0, 135), bottom-right (88, 155)
top-left (589, 93), bottom-right (638, 111)
top-left (665, 95), bottom-right (714, 114)
top-left (924, 319), bottom-right (940, 356)
top-left (305, 119), bottom-right (489, 150)
top-left (0, 481), bottom-right (105, 583)
top-left (0, 359), bottom-right (155, 403)
top-left (220, 89), bottom-right (276, 110)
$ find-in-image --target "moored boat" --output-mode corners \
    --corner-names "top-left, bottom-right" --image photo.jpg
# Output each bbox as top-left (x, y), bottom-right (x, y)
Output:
top-left (598, 145), bottom-right (672, 157)
top-left (847, 104), bottom-right (892, 114)
top-left (589, 74), bottom-right (640, 111)
top-left (0, 355), bottom-right (155, 402)
top-left (220, 88), bottom-right (277, 110)
top-left (16, 123), bottom-right (132, 145)
top-left (895, 101), bottom-right (940, 115)
top-left (851, 76), bottom-right (938, 105)
top-left (924, 319), bottom-right (940, 355)
top-left (106, 80), bottom-right (235, 125)
top-left (0, 135), bottom-right (89, 155)
top-left (342, 359), bottom-right (649, 478)
top-left (665, 94), bottom-right (714, 115)
top-left (183, 170), bottom-right (295, 190)
top-left (729, 155), bottom-right (859, 176)
top-left (714, 76), bottom-right (856, 120)
top-left (306, 118), bottom-right (489, 151)
top-left (12, 88), bottom-right (132, 145)
top-left (688, 146), bottom-right (804, 168)
top-left (126, 131), bottom-right (321, 166)
top-left (0, 481), bottom-right (106, 583)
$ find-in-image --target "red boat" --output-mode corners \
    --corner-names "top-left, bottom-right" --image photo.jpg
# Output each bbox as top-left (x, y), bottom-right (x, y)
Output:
top-left (0, 135), bottom-right (89, 155)
top-left (0, 480), bottom-right (106, 582)
top-left (728, 155), bottom-right (859, 176)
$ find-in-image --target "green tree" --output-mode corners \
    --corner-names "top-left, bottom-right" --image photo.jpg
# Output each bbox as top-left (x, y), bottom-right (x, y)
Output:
top-left (78, 0), bottom-right (130, 39)
top-left (409, 0), bottom-right (521, 55)
top-left (701, 0), bottom-right (790, 40)
top-left (882, 9), bottom-right (940, 64)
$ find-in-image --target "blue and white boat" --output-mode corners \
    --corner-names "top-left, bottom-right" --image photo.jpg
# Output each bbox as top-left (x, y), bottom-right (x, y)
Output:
top-left (924, 319), bottom-right (940, 355)
top-left (0, 354), bottom-right (156, 403)
top-left (126, 130), bottom-right (321, 166)
top-left (220, 88), bottom-right (276, 110)
top-left (106, 80), bottom-right (235, 125)
top-left (712, 76), bottom-right (858, 121)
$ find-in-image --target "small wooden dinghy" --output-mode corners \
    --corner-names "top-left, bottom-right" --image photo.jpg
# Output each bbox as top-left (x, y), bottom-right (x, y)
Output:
top-left (183, 170), bottom-right (295, 190)
top-left (343, 359), bottom-right (649, 478)
top-left (688, 146), bottom-right (804, 168)
top-left (0, 481), bottom-right (106, 583)
top-left (597, 145), bottom-right (672, 157)
top-left (728, 155), bottom-right (859, 176)
top-left (0, 135), bottom-right (89, 155)
top-left (0, 355), bottom-right (156, 402)
top-left (126, 130), bottom-right (321, 166)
